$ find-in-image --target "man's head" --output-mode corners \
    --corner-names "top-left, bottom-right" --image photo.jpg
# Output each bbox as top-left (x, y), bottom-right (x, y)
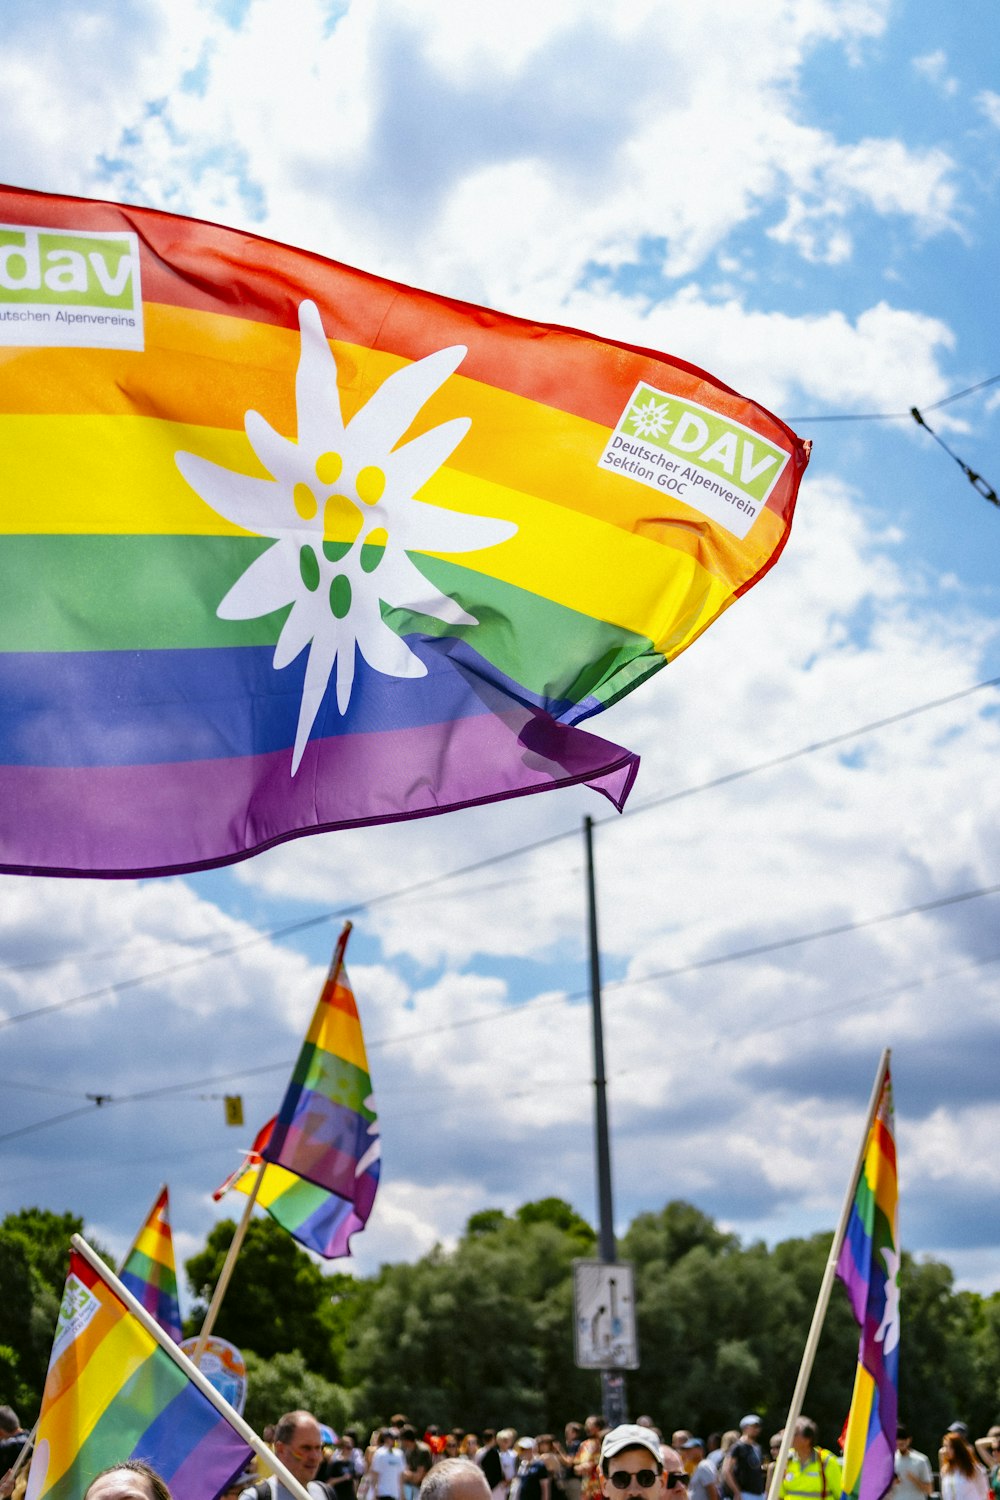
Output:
top-left (791, 1420), bottom-right (817, 1460)
top-left (419, 1458), bottom-right (491, 1500)
top-left (401, 1428), bottom-right (418, 1453)
top-left (681, 1441), bottom-right (704, 1474)
top-left (670, 1435), bottom-right (691, 1453)
top-left (599, 1426), bottom-right (665, 1500)
top-left (896, 1426), bottom-right (911, 1453)
top-left (739, 1419), bottom-right (762, 1439)
top-left (0, 1408), bottom-right (20, 1437)
top-left (274, 1411), bottom-right (325, 1486)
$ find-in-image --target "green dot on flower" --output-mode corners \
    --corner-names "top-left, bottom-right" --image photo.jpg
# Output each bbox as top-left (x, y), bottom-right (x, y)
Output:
top-left (299, 545), bottom-right (320, 592)
top-left (329, 574), bottom-right (352, 619)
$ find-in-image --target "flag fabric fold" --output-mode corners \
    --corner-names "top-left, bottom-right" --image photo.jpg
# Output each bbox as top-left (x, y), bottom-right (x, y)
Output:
top-left (119, 1186), bottom-right (183, 1343)
top-left (25, 1244), bottom-right (252, 1500)
top-left (215, 926), bottom-right (379, 1259)
top-left (835, 1064), bottom-right (900, 1500)
top-left (214, 1116), bottom-right (366, 1261)
top-left (0, 184), bottom-right (808, 878)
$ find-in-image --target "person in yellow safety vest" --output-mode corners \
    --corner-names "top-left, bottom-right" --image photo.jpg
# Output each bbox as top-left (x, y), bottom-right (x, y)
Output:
top-left (777, 1420), bottom-right (842, 1500)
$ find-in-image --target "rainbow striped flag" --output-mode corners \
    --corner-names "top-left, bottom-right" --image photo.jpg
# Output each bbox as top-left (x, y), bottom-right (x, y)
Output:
top-left (119, 1186), bottom-right (183, 1343)
top-left (215, 1116), bottom-right (368, 1260)
top-left (26, 1242), bottom-right (252, 1500)
top-left (0, 185), bottom-right (807, 879)
top-left (836, 1062), bottom-right (899, 1500)
top-left (216, 926), bottom-right (379, 1258)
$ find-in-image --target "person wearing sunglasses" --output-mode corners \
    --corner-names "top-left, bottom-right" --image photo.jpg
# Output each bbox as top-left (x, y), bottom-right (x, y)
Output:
top-left (598, 1426), bottom-right (667, 1500)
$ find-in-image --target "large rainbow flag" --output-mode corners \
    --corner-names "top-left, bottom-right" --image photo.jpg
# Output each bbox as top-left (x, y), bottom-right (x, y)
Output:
top-left (0, 185), bottom-right (808, 878)
top-left (26, 1240), bottom-right (252, 1500)
top-left (216, 926), bottom-right (379, 1258)
top-left (119, 1185), bottom-right (183, 1343)
top-left (836, 1062), bottom-right (899, 1500)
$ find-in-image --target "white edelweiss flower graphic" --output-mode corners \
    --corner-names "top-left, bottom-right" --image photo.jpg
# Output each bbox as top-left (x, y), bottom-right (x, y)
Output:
top-left (874, 1244), bottom-right (900, 1356)
top-left (176, 300), bottom-right (517, 774)
top-left (627, 395), bottom-right (672, 440)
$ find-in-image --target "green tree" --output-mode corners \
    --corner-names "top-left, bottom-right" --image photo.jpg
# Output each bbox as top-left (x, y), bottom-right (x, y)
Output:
top-left (185, 1218), bottom-right (340, 1379)
top-left (242, 1349), bottom-right (360, 1434)
top-left (345, 1207), bottom-right (601, 1428)
top-left (1, 1208), bottom-right (83, 1299)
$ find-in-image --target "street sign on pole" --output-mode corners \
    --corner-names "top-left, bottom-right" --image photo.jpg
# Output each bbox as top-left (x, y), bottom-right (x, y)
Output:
top-left (573, 1259), bottom-right (639, 1370)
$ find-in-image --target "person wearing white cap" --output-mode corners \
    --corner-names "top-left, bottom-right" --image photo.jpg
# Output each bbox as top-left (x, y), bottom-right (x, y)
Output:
top-left (597, 1426), bottom-right (667, 1500)
top-left (721, 1418), bottom-right (764, 1500)
top-left (516, 1441), bottom-right (551, 1500)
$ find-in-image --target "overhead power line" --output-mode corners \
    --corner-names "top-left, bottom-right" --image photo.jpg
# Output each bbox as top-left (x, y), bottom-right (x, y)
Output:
top-left (788, 372), bottom-right (1000, 423)
top-left (2, 673), bottom-right (997, 1034)
top-left (5, 877), bottom-right (1000, 1148)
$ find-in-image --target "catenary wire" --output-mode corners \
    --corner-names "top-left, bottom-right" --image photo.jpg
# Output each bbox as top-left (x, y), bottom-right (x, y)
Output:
top-left (2, 673), bottom-right (998, 1030)
top-left (787, 372), bottom-right (1000, 423)
top-left (5, 879), bottom-right (1000, 1146)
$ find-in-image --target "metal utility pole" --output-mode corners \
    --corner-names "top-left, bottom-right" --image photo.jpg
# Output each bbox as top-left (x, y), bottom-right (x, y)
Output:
top-left (583, 815), bottom-right (627, 1424)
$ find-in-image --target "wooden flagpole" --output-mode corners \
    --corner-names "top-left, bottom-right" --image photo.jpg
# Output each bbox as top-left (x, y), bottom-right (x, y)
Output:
top-left (766, 1047), bottom-right (891, 1500)
top-left (3, 1422), bottom-right (37, 1486)
top-left (192, 921), bottom-right (354, 1363)
top-left (71, 1234), bottom-right (315, 1500)
top-left (191, 1157), bottom-right (266, 1364)
top-left (118, 1182), bottom-right (167, 1273)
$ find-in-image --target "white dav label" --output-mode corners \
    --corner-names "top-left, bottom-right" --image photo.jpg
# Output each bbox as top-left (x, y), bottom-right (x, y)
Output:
top-left (0, 223), bottom-right (144, 350)
top-left (599, 382), bottom-right (790, 540)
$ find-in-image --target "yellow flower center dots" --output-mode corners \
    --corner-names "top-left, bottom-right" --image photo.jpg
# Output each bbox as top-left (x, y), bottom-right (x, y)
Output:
top-left (315, 450), bottom-right (343, 486)
top-left (293, 483), bottom-right (317, 520)
top-left (356, 465), bottom-right (386, 505)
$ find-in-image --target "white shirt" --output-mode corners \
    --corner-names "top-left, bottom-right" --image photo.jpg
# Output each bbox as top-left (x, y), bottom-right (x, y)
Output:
top-left (371, 1446), bottom-right (406, 1500)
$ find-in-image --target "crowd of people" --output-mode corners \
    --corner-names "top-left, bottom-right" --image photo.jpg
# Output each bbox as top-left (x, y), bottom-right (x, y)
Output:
top-left (2, 1403), bottom-right (1000, 1500)
top-left (225, 1409), bottom-right (1000, 1500)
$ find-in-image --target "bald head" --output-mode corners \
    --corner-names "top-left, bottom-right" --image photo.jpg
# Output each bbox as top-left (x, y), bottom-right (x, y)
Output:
top-left (420, 1459), bottom-right (491, 1500)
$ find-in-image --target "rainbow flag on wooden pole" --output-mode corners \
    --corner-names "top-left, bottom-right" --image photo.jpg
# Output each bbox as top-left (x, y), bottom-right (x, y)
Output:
top-left (0, 185), bottom-right (807, 880)
top-left (836, 1061), bottom-right (899, 1500)
top-left (25, 1234), bottom-right (311, 1500)
top-left (767, 1050), bottom-right (896, 1500)
top-left (119, 1185), bottom-right (183, 1343)
top-left (201, 924), bottom-right (376, 1352)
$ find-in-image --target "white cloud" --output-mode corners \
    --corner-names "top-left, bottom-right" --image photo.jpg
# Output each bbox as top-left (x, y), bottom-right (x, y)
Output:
top-left (912, 49), bottom-right (959, 97)
top-left (3, 0), bottom-right (999, 1298)
top-left (976, 89), bottom-right (1000, 129)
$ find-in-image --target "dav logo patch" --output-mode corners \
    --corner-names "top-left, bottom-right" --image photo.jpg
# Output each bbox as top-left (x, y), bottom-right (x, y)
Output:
top-left (0, 223), bottom-right (144, 350)
top-left (599, 382), bottom-right (790, 540)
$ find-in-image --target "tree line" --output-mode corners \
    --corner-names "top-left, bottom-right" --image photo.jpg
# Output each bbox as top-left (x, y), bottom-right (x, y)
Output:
top-left (3, 1199), bottom-right (999, 1460)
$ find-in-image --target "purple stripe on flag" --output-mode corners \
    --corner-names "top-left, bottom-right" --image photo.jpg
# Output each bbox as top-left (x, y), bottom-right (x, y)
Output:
top-left (0, 705), bottom-right (638, 878)
top-left (134, 1378), bottom-right (250, 1493)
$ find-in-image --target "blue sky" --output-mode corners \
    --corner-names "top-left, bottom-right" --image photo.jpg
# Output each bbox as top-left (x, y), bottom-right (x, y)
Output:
top-left (2, 0), bottom-right (1000, 1330)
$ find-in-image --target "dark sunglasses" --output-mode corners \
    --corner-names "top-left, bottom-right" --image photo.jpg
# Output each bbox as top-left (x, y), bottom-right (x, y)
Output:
top-left (609, 1474), bottom-right (659, 1490)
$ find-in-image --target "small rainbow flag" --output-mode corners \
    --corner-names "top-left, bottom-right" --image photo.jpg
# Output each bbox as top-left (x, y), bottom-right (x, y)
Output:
top-left (836, 1061), bottom-right (899, 1500)
top-left (216, 925), bottom-right (379, 1258)
top-left (119, 1185), bottom-right (183, 1343)
top-left (215, 1116), bottom-right (367, 1260)
top-left (25, 1240), bottom-right (252, 1500)
top-left (0, 185), bottom-right (808, 878)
